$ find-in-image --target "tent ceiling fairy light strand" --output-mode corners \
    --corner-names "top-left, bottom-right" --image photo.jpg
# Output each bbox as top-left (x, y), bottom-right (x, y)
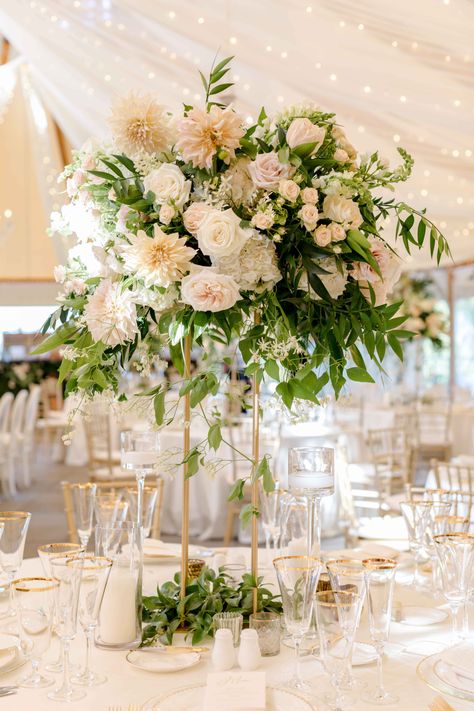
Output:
top-left (0, 0), bottom-right (472, 270)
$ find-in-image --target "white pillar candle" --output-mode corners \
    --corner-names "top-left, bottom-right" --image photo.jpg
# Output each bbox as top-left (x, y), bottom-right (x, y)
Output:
top-left (99, 566), bottom-right (138, 645)
top-left (288, 472), bottom-right (334, 492)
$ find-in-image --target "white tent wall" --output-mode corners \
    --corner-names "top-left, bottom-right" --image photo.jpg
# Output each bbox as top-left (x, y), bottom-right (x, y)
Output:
top-left (0, 0), bottom-right (472, 271)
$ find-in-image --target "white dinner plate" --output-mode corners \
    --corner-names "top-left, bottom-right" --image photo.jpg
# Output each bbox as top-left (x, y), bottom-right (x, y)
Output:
top-left (141, 684), bottom-right (318, 710)
top-left (417, 653), bottom-right (474, 703)
top-left (434, 659), bottom-right (474, 696)
top-left (126, 649), bottom-right (201, 673)
top-left (395, 606), bottom-right (448, 626)
top-left (143, 541), bottom-right (214, 565)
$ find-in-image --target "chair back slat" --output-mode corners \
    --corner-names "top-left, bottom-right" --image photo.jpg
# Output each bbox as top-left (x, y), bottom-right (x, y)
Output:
top-left (0, 392), bottom-right (14, 433)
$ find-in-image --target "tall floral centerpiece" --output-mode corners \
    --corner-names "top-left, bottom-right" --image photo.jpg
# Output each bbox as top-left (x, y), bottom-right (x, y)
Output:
top-left (36, 56), bottom-right (449, 619)
top-left (392, 274), bottom-right (448, 348)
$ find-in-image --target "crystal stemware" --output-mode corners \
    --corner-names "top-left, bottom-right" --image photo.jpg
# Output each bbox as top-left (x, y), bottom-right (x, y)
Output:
top-left (325, 558), bottom-right (366, 690)
top-left (400, 501), bottom-right (432, 587)
top-left (273, 555), bottom-right (321, 690)
top-left (125, 485), bottom-right (158, 539)
top-left (94, 493), bottom-right (128, 530)
top-left (362, 558), bottom-right (398, 705)
top-left (71, 555), bottom-right (112, 686)
top-left (48, 555), bottom-right (84, 702)
top-left (120, 430), bottom-right (160, 527)
top-left (13, 576), bottom-right (58, 688)
top-left (315, 589), bottom-right (361, 710)
top-left (288, 447), bottom-right (334, 558)
top-left (259, 483), bottom-right (283, 566)
top-left (434, 532), bottom-right (474, 641)
top-left (0, 511), bottom-right (31, 618)
top-left (70, 483), bottom-right (97, 549)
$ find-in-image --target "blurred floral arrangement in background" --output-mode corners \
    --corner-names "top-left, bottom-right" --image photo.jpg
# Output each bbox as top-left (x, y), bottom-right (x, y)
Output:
top-left (392, 274), bottom-right (448, 349)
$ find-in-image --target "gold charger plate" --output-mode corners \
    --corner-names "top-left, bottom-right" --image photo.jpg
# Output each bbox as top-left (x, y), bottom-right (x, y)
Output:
top-left (417, 652), bottom-right (474, 702)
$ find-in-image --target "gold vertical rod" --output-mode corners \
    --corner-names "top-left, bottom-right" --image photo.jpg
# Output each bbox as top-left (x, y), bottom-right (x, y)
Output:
top-left (180, 335), bottom-right (192, 600)
top-left (251, 313), bottom-right (260, 613)
top-left (1, 38), bottom-right (10, 65)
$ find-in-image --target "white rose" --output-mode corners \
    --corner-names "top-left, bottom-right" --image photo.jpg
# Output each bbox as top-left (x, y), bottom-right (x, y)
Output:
top-left (248, 151), bottom-right (292, 190)
top-left (329, 222), bottom-right (346, 242)
top-left (286, 118), bottom-right (326, 153)
top-left (227, 157), bottom-right (255, 205)
top-left (197, 208), bottom-right (251, 258)
top-left (181, 268), bottom-right (240, 312)
top-left (159, 204), bottom-right (175, 225)
top-left (301, 187), bottom-right (319, 204)
top-left (183, 202), bottom-right (212, 234)
top-left (299, 258), bottom-right (348, 300)
top-left (339, 139), bottom-right (357, 160)
top-left (313, 225), bottom-right (332, 247)
top-left (323, 194), bottom-right (363, 229)
top-left (251, 212), bottom-right (274, 230)
top-left (331, 126), bottom-right (346, 141)
top-left (333, 148), bottom-right (349, 163)
top-left (279, 179), bottom-right (300, 202)
top-left (54, 265), bottom-right (67, 284)
top-left (299, 204), bottom-right (319, 231)
top-left (143, 163), bottom-right (191, 209)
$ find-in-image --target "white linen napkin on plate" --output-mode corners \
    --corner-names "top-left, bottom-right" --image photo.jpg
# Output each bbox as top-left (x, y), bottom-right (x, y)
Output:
top-left (441, 642), bottom-right (474, 681)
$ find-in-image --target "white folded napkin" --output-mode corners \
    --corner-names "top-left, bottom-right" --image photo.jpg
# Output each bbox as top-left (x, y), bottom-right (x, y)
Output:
top-left (323, 542), bottom-right (400, 562)
top-left (442, 642), bottom-right (474, 681)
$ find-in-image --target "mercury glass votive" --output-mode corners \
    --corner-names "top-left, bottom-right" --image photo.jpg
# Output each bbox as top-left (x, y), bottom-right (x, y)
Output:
top-left (249, 612), bottom-right (281, 656)
top-left (213, 612), bottom-right (243, 646)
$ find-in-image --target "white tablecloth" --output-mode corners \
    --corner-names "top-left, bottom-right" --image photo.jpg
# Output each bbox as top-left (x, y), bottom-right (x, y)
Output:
top-left (4, 552), bottom-right (474, 710)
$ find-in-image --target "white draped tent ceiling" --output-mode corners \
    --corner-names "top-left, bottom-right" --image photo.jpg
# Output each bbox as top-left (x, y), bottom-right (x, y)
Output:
top-left (0, 0), bottom-right (473, 278)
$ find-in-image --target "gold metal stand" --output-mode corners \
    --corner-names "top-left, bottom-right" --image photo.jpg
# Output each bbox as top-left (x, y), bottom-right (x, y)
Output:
top-left (251, 313), bottom-right (260, 613)
top-left (180, 335), bottom-right (192, 601)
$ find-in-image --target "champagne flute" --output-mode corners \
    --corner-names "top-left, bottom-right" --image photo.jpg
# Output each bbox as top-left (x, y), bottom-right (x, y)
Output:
top-left (0, 512), bottom-right (31, 618)
top-left (326, 558), bottom-right (366, 690)
top-left (362, 558), bottom-right (398, 705)
top-left (48, 555), bottom-right (84, 702)
top-left (315, 590), bottom-right (361, 710)
top-left (70, 484), bottom-right (97, 549)
top-left (400, 501), bottom-right (432, 588)
top-left (120, 431), bottom-right (160, 527)
top-left (38, 542), bottom-right (84, 673)
top-left (434, 533), bottom-right (474, 641)
top-left (288, 447), bottom-right (334, 558)
top-left (273, 555), bottom-right (321, 690)
top-left (94, 494), bottom-right (128, 529)
top-left (13, 576), bottom-right (58, 688)
top-left (71, 556), bottom-right (112, 686)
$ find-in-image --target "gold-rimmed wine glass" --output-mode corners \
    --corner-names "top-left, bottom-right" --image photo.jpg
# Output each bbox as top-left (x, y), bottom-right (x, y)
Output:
top-left (0, 512), bottom-right (31, 618)
top-left (434, 532), bottom-right (474, 641)
top-left (12, 576), bottom-right (58, 688)
top-left (70, 483), bottom-right (97, 549)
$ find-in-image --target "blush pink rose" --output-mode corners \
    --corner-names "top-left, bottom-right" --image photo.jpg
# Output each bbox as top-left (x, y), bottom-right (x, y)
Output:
top-left (286, 118), bottom-right (326, 153)
top-left (248, 152), bottom-right (292, 190)
top-left (181, 268), bottom-right (240, 312)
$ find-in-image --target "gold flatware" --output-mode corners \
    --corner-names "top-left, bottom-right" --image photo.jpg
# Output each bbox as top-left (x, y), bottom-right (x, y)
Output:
top-left (429, 696), bottom-right (456, 711)
top-left (139, 645), bottom-right (210, 654)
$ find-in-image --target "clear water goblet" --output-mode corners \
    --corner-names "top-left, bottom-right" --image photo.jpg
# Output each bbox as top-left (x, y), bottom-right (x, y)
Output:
top-left (361, 558), bottom-right (398, 705)
top-left (120, 430), bottom-right (160, 527)
top-left (70, 483), bottom-right (97, 549)
top-left (94, 493), bottom-right (128, 529)
top-left (0, 512), bottom-right (31, 619)
top-left (71, 556), bottom-right (112, 686)
top-left (13, 576), bottom-right (58, 688)
top-left (273, 555), bottom-right (321, 691)
top-left (325, 558), bottom-right (366, 690)
top-left (434, 532), bottom-right (474, 641)
top-left (125, 485), bottom-right (158, 539)
top-left (48, 555), bottom-right (84, 702)
top-left (288, 447), bottom-right (334, 558)
top-left (315, 589), bottom-right (361, 710)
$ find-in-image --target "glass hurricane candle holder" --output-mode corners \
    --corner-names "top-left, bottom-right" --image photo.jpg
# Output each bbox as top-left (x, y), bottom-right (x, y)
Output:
top-left (249, 612), bottom-right (281, 656)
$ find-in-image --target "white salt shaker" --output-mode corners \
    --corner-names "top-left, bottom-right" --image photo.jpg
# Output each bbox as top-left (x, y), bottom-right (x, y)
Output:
top-left (237, 628), bottom-right (261, 671)
top-left (212, 628), bottom-right (235, 671)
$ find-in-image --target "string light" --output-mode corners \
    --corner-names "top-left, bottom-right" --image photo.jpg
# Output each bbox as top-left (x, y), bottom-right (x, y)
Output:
top-left (197, 17), bottom-right (204, 24)
top-left (358, 23), bottom-right (364, 30)
top-left (229, 36), bottom-right (237, 45)
top-left (400, 95), bottom-right (407, 103)
top-left (168, 11), bottom-right (176, 19)
top-left (330, 73), bottom-right (337, 81)
top-left (393, 134), bottom-right (400, 143)
top-left (363, 85), bottom-right (371, 93)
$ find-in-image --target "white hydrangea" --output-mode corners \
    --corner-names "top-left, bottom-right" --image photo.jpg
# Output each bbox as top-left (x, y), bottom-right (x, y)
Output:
top-left (299, 258), bottom-right (348, 301)
top-left (214, 234), bottom-right (282, 293)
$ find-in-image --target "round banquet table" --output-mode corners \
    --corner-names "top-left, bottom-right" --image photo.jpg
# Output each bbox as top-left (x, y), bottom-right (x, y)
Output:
top-left (3, 551), bottom-right (474, 710)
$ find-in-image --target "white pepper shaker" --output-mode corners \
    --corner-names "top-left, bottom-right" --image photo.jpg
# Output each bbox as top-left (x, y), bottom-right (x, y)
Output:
top-left (237, 628), bottom-right (261, 671)
top-left (212, 628), bottom-right (235, 671)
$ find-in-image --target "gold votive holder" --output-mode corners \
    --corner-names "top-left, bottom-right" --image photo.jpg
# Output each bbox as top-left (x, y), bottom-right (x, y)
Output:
top-left (187, 558), bottom-right (205, 579)
top-left (317, 573), bottom-right (332, 593)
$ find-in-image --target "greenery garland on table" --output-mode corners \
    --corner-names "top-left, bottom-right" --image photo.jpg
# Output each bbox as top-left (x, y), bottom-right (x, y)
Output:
top-left (33, 55), bottom-right (449, 514)
top-left (142, 568), bottom-right (282, 645)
